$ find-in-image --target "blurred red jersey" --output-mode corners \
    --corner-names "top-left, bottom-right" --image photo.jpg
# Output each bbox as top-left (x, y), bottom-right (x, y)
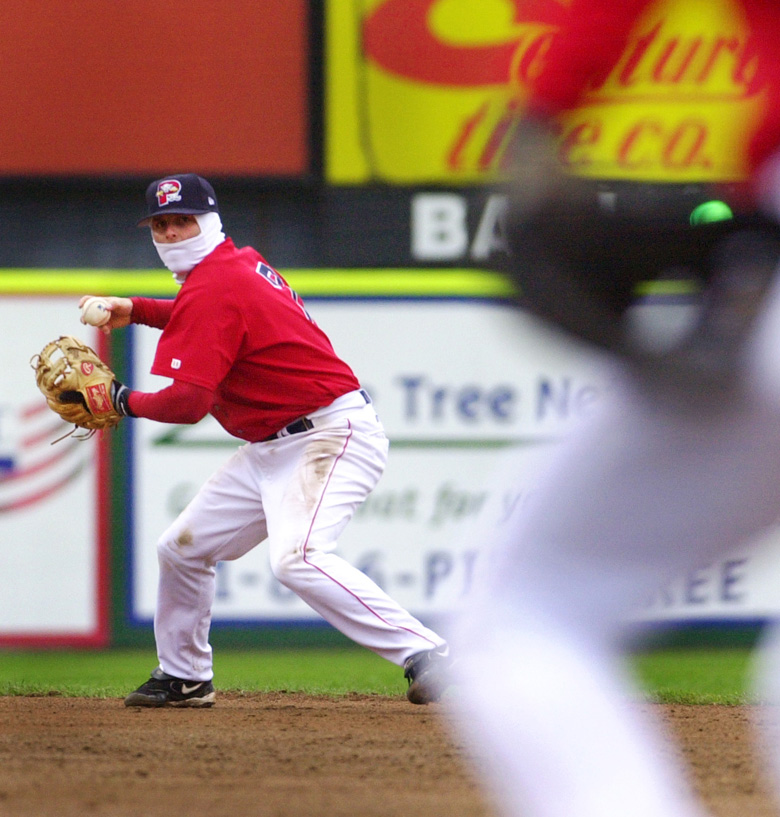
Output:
top-left (526, 0), bottom-right (780, 175)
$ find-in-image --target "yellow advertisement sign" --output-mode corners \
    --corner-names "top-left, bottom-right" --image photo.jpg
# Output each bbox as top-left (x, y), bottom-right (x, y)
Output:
top-left (326, 0), bottom-right (765, 184)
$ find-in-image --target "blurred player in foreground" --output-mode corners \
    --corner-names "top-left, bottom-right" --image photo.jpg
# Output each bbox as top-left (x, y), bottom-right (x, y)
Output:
top-left (447, 1), bottom-right (780, 815)
top-left (82, 173), bottom-right (450, 707)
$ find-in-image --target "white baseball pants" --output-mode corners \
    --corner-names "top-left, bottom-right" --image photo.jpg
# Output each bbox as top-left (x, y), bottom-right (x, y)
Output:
top-left (153, 391), bottom-right (444, 681)
top-left (448, 272), bottom-right (780, 817)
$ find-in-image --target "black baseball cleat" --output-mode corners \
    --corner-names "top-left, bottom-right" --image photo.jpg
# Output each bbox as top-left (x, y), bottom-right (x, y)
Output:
top-left (403, 644), bottom-right (453, 705)
top-left (124, 667), bottom-right (216, 708)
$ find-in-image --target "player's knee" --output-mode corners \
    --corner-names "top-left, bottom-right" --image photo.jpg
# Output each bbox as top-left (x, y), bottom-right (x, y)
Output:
top-left (269, 546), bottom-right (306, 588)
top-left (156, 527), bottom-right (195, 567)
top-left (156, 536), bottom-right (179, 568)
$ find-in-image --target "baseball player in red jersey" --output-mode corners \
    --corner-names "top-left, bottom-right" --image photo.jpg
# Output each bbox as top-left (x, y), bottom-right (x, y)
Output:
top-left (82, 173), bottom-right (450, 706)
top-left (447, 2), bottom-right (780, 817)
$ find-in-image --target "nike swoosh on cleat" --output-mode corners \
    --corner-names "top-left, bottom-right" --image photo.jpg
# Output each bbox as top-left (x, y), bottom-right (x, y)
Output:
top-left (180, 683), bottom-right (205, 694)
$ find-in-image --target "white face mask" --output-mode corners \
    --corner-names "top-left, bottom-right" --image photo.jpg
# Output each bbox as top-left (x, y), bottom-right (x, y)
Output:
top-left (153, 212), bottom-right (226, 284)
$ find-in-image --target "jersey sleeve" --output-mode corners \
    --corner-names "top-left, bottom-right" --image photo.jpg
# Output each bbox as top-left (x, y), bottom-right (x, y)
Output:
top-left (128, 379), bottom-right (213, 424)
top-left (528, 0), bottom-right (655, 117)
top-left (131, 297), bottom-right (175, 329)
top-left (150, 276), bottom-right (246, 390)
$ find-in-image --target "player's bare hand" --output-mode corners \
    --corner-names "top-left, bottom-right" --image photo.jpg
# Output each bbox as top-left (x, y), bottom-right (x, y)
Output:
top-left (78, 295), bottom-right (133, 335)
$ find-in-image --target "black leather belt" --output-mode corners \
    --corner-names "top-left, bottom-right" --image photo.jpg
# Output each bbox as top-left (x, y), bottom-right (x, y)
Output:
top-left (263, 390), bottom-right (371, 441)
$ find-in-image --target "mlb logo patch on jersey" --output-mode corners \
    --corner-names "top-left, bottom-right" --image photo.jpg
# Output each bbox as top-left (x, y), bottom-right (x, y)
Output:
top-left (156, 180), bottom-right (183, 207)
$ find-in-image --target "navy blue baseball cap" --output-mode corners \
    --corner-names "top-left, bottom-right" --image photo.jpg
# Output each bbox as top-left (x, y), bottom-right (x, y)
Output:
top-left (137, 173), bottom-right (219, 226)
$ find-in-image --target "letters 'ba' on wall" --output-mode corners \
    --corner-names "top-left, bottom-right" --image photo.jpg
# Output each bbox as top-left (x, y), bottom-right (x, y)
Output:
top-left (326, 0), bottom-right (765, 185)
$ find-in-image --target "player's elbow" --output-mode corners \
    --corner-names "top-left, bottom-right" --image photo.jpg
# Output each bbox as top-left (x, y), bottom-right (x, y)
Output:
top-left (172, 403), bottom-right (210, 424)
top-left (170, 381), bottom-right (213, 424)
top-left (129, 380), bottom-right (214, 424)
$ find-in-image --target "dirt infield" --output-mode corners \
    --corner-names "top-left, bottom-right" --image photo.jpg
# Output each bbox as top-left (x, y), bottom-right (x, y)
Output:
top-left (0, 695), bottom-right (775, 816)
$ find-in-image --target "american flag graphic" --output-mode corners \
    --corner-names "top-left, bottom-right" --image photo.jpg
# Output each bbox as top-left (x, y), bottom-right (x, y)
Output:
top-left (0, 399), bottom-right (92, 512)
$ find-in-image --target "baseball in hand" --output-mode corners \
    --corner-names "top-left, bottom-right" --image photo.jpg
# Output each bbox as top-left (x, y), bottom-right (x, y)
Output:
top-left (80, 297), bottom-right (112, 327)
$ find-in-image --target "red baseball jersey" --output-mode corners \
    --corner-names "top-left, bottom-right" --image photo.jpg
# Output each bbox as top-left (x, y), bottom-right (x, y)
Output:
top-left (137, 239), bottom-right (360, 441)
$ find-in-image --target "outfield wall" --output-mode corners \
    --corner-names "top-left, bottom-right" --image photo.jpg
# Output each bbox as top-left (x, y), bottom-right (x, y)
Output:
top-left (2, 270), bottom-right (779, 648)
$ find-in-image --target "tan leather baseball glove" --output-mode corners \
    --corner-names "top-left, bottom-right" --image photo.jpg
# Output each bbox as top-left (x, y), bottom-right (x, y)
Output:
top-left (31, 335), bottom-right (128, 438)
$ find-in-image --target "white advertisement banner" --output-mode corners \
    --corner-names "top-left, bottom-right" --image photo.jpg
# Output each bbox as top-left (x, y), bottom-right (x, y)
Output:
top-left (0, 298), bottom-right (105, 644)
top-left (130, 299), bottom-right (780, 627)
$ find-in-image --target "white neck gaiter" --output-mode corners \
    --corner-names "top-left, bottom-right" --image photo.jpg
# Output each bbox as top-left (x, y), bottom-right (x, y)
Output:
top-left (154, 212), bottom-right (226, 285)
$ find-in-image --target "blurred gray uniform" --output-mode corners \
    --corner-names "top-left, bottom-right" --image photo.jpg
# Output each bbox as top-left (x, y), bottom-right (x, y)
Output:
top-left (446, 1), bottom-right (780, 816)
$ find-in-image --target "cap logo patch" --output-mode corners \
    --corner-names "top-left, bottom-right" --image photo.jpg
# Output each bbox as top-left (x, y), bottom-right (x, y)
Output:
top-left (156, 180), bottom-right (182, 207)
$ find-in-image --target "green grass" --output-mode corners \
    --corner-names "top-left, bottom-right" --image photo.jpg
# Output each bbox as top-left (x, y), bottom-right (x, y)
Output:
top-left (629, 646), bottom-right (757, 705)
top-left (0, 648), bottom-right (406, 699)
top-left (0, 645), bottom-right (760, 704)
